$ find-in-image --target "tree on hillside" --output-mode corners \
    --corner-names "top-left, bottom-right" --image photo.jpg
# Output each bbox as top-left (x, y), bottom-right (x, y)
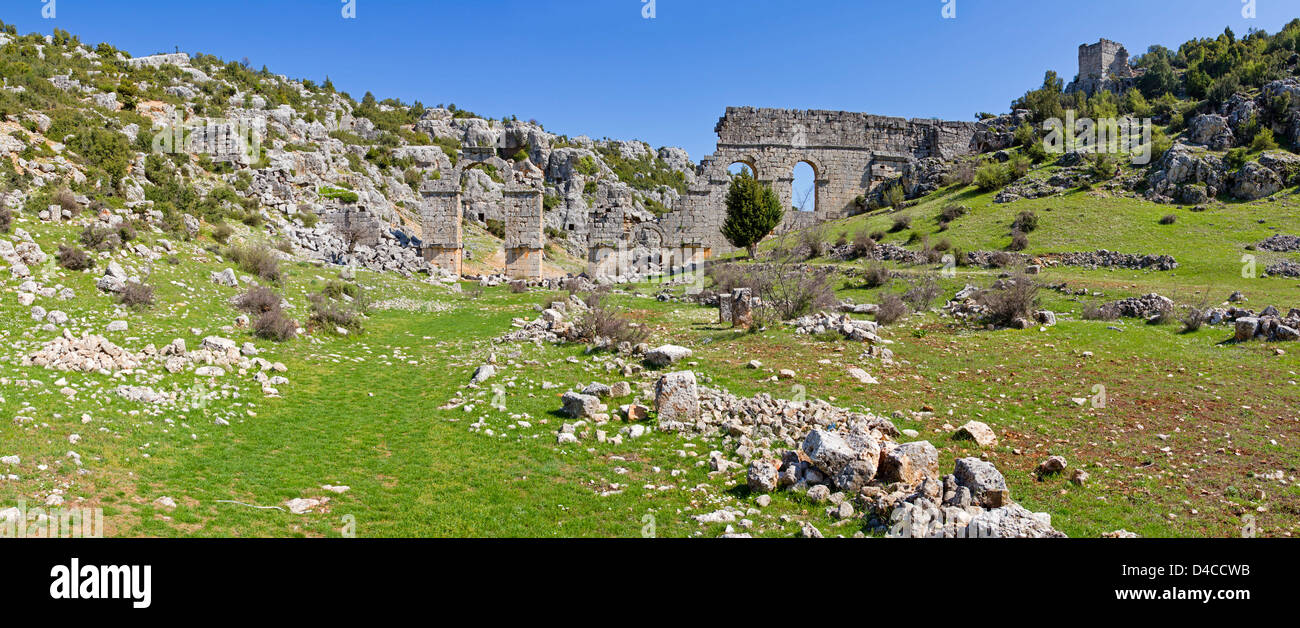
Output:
top-left (721, 173), bottom-right (782, 259)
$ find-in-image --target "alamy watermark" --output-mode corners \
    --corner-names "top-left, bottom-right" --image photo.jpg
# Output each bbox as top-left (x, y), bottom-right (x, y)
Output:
top-left (2, 499), bottom-right (104, 538)
top-left (1043, 111), bottom-right (1154, 165)
top-left (641, 0), bottom-right (656, 19)
top-left (151, 110), bottom-right (262, 163)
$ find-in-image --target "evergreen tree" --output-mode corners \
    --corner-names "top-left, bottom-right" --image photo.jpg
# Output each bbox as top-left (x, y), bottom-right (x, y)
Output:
top-left (721, 173), bottom-right (782, 259)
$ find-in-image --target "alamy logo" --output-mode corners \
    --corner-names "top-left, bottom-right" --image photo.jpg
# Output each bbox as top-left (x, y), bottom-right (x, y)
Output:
top-left (941, 0), bottom-right (957, 19)
top-left (1242, 0), bottom-right (1256, 19)
top-left (1042, 111), bottom-right (1154, 164)
top-left (49, 558), bottom-right (152, 609)
top-left (641, 0), bottom-right (656, 19)
top-left (341, 0), bottom-right (357, 19)
top-left (41, 0), bottom-right (56, 19)
top-left (151, 111), bottom-right (262, 163)
top-left (2, 500), bottom-right (103, 538)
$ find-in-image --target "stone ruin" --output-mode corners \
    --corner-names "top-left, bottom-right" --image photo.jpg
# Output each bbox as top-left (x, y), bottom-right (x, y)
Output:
top-left (584, 107), bottom-right (980, 279)
top-left (1068, 39), bottom-right (1137, 95)
top-left (418, 106), bottom-right (985, 281)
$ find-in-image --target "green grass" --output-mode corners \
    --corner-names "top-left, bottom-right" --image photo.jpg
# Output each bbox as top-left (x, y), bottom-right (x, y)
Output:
top-left (5, 161), bottom-right (1300, 538)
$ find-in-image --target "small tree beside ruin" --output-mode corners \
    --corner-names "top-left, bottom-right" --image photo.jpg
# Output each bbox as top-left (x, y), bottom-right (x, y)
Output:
top-left (721, 173), bottom-right (782, 259)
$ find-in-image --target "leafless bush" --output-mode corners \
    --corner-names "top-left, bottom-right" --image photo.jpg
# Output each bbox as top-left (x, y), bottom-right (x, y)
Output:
top-left (56, 189), bottom-right (80, 217)
top-left (253, 308), bottom-right (299, 341)
top-left (862, 263), bottom-right (891, 288)
top-left (798, 224), bottom-right (828, 259)
top-left (756, 265), bottom-right (839, 320)
top-left (235, 286), bottom-right (283, 316)
top-left (977, 274), bottom-right (1039, 327)
top-left (573, 292), bottom-right (649, 345)
top-left (902, 274), bottom-right (942, 311)
top-left (1008, 230), bottom-right (1029, 251)
top-left (57, 244), bottom-right (93, 270)
top-left (212, 223), bottom-right (234, 244)
top-left (944, 161), bottom-right (976, 187)
top-left (890, 214), bottom-right (912, 233)
top-left (80, 224), bottom-right (120, 251)
top-left (875, 293), bottom-right (909, 325)
top-left (1082, 301), bottom-right (1119, 321)
top-left (1180, 305), bottom-right (1206, 332)
top-left (119, 282), bottom-right (154, 310)
top-left (850, 229), bottom-right (877, 259)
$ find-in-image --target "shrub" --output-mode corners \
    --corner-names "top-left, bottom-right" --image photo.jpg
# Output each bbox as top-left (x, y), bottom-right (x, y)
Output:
top-left (889, 214), bottom-right (912, 233)
top-left (119, 281), bottom-right (155, 310)
top-left (755, 266), bottom-right (839, 320)
top-left (902, 275), bottom-right (941, 311)
top-left (212, 223), bottom-right (234, 244)
top-left (1012, 210), bottom-right (1038, 233)
top-left (56, 244), bottom-right (93, 270)
top-left (934, 238), bottom-right (952, 252)
top-left (883, 185), bottom-right (905, 209)
top-left (1251, 127), bottom-right (1279, 152)
top-left (1082, 302), bottom-right (1119, 321)
top-left (1159, 214), bottom-right (1177, 225)
top-left (861, 264), bottom-right (891, 289)
top-left (0, 206), bottom-right (10, 233)
top-left (572, 292), bottom-right (648, 345)
top-left (253, 307), bottom-right (299, 341)
top-left (850, 229), bottom-right (877, 259)
top-left (1088, 153), bottom-right (1119, 180)
top-left (974, 162), bottom-right (1010, 191)
top-left (938, 204), bottom-right (968, 224)
top-left (1008, 153), bottom-right (1032, 179)
top-left (944, 161), bottom-right (975, 187)
top-left (1008, 230), bottom-right (1029, 251)
top-left (1180, 305), bottom-right (1206, 333)
top-left (798, 224), bottom-right (827, 259)
top-left (56, 188), bottom-right (80, 216)
top-left (869, 231), bottom-right (885, 242)
top-left (875, 293), bottom-right (909, 325)
top-left (80, 224), bottom-right (120, 251)
top-left (977, 274), bottom-right (1039, 327)
top-left (225, 243), bottom-right (281, 283)
top-left (235, 286), bottom-right (282, 316)
top-left (1224, 147), bottom-right (1250, 171)
top-left (322, 280), bottom-right (361, 301)
top-left (309, 292), bottom-right (364, 334)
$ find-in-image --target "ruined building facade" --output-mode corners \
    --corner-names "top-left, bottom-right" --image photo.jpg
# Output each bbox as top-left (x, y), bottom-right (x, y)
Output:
top-left (584, 107), bottom-right (980, 278)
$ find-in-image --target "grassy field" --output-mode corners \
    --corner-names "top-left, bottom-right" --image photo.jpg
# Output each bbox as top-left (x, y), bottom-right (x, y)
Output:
top-left (3, 168), bottom-right (1300, 538)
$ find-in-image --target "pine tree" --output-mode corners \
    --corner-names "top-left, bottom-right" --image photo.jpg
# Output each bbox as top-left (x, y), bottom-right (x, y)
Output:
top-left (721, 174), bottom-right (782, 259)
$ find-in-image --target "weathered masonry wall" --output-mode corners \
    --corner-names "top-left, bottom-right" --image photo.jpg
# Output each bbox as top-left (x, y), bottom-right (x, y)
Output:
top-left (419, 180), bottom-right (463, 276)
top-left (710, 107), bottom-right (979, 221)
top-left (503, 186), bottom-right (544, 279)
top-left (588, 107), bottom-right (981, 273)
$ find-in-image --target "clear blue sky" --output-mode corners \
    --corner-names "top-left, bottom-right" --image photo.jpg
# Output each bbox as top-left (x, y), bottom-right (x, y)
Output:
top-left (3, 0), bottom-right (1293, 163)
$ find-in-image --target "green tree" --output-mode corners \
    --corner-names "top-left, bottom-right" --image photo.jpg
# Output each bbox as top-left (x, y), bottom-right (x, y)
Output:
top-left (721, 174), bottom-right (782, 259)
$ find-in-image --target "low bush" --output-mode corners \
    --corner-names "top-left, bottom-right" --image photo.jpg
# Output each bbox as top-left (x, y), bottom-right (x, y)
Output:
top-left (862, 263), bottom-right (891, 289)
top-left (119, 281), bottom-right (154, 310)
top-left (902, 275), bottom-right (942, 311)
top-left (225, 243), bottom-right (282, 283)
top-left (1159, 214), bottom-right (1177, 225)
top-left (573, 292), bottom-right (648, 345)
top-left (1008, 230), bottom-right (1029, 251)
top-left (253, 307), bottom-right (299, 341)
top-left (977, 274), bottom-right (1039, 327)
top-left (875, 293), bottom-right (909, 325)
top-left (56, 245), bottom-right (94, 270)
top-left (235, 286), bottom-right (283, 316)
top-left (309, 292), bottom-right (364, 334)
top-left (1012, 210), bottom-right (1038, 233)
top-left (889, 215), bottom-right (912, 233)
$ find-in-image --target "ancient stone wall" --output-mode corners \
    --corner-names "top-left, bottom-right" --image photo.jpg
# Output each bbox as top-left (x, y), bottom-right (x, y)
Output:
top-left (503, 186), bottom-right (544, 279)
top-left (585, 107), bottom-right (980, 276)
top-left (419, 179), bottom-right (463, 275)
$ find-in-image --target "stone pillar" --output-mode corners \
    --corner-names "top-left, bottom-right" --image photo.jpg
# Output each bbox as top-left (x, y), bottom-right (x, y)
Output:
top-left (719, 294), bottom-right (733, 324)
top-left (419, 179), bottom-right (463, 276)
top-left (732, 288), bottom-right (752, 328)
top-left (504, 186), bottom-right (544, 280)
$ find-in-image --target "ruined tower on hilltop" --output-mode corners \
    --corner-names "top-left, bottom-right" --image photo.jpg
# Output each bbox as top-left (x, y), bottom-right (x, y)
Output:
top-left (1070, 39), bottom-right (1136, 94)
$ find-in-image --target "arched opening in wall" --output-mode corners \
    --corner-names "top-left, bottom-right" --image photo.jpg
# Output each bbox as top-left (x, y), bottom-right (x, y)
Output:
top-left (727, 161), bottom-right (755, 178)
top-left (791, 161), bottom-right (816, 212)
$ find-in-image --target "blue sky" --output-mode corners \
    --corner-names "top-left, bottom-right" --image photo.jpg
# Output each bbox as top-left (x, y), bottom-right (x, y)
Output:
top-left (3, 0), bottom-right (1293, 181)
